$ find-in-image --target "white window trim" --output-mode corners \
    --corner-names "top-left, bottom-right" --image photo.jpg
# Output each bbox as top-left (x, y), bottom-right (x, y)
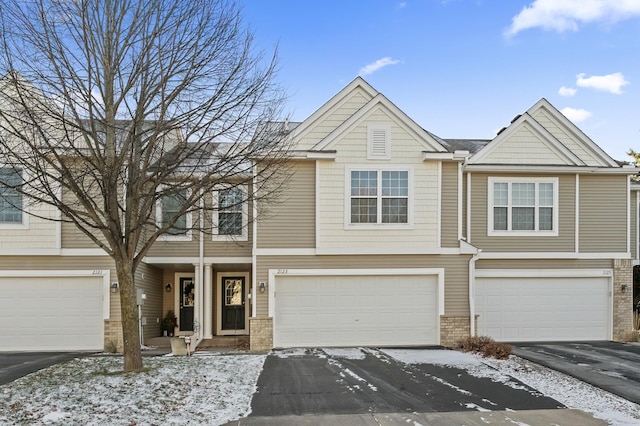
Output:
top-left (212, 184), bottom-right (248, 241)
top-left (156, 187), bottom-right (193, 241)
top-left (367, 125), bottom-right (391, 160)
top-left (0, 168), bottom-right (28, 229)
top-left (344, 165), bottom-right (414, 230)
top-left (487, 177), bottom-right (559, 237)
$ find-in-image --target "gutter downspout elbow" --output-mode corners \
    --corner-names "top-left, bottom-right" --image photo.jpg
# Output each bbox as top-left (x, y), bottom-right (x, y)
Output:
top-left (461, 240), bottom-right (481, 338)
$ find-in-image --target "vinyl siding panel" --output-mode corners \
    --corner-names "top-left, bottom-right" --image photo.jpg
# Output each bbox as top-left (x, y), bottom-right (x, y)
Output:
top-left (632, 191), bottom-right (638, 260)
top-left (441, 162), bottom-right (459, 247)
top-left (579, 175), bottom-right (627, 253)
top-left (0, 202), bottom-right (58, 249)
top-left (488, 123), bottom-right (567, 165)
top-left (316, 109), bottom-right (439, 250)
top-left (468, 173), bottom-right (575, 252)
top-left (135, 263), bottom-right (164, 341)
top-left (257, 161), bottom-right (316, 249)
top-left (60, 188), bottom-right (108, 249)
top-left (477, 258), bottom-right (613, 270)
top-left (255, 255), bottom-right (471, 318)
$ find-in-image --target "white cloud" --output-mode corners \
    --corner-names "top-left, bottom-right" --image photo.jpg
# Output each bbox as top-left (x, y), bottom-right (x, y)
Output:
top-left (576, 72), bottom-right (629, 94)
top-left (560, 107), bottom-right (592, 122)
top-left (398, 2), bottom-right (407, 8)
top-left (558, 86), bottom-right (577, 96)
top-left (505, 0), bottom-right (640, 37)
top-left (359, 57), bottom-right (401, 76)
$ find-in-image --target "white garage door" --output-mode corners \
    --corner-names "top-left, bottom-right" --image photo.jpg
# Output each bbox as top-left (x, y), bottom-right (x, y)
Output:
top-left (476, 276), bottom-right (610, 342)
top-left (0, 276), bottom-right (104, 351)
top-left (274, 274), bottom-right (439, 347)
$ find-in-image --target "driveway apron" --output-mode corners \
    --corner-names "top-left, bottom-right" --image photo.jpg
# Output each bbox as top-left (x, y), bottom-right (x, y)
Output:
top-left (513, 342), bottom-right (640, 404)
top-left (250, 348), bottom-right (562, 417)
top-left (0, 352), bottom-right (82, 385)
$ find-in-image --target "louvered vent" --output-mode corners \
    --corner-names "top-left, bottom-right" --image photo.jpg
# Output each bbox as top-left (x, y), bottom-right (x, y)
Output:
top-left (368, 126), bottom-right (390, 159)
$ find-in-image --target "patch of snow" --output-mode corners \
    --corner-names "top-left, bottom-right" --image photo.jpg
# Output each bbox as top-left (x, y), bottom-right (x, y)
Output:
top-left (431, 376), bottom-right (472, 395)
top-left (465, 402), bottom-right (491, 412)
top-left (0, 354), bottom-right (265, 426)
top-left (322, 347), bottom-right (366, 360)
top-left (382, 349), bottom-right (483, 368)
top-left (272, 348), bottom-right (307, 358)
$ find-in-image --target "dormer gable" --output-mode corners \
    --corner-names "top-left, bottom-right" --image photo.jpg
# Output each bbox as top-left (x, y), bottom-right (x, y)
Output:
top-left (312, 93), bottom-right (448, 154)
top-left (468, 98), bottom-right (618, 168)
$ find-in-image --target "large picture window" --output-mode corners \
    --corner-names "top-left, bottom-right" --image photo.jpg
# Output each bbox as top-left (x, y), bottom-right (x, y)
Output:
top-left (488, 177), bottom-right (558, 236)
top-left (349, 169), bottom-right (409, 225)
top-left (213, 185), bottom-right (247, 241)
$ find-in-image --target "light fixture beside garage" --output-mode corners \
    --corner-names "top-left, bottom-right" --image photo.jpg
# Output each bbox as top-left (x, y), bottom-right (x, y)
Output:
top-left (622, 284), bottom-right (628, 293)
top-left (110, 282), bottom-right (118, 293)
top-left (258, 282), bottom-right (266, 292)
top-left (165, 283), bottom-right (172, 293)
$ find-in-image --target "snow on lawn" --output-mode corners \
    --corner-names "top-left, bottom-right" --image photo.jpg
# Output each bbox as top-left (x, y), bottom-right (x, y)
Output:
top-left (0, 353), bottom-right (265, 426)
top-left (383, 349), bottom-right (640, 426)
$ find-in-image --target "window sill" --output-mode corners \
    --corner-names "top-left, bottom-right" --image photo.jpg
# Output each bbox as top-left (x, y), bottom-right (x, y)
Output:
top-left (487, 230), bottom-right (558, 237)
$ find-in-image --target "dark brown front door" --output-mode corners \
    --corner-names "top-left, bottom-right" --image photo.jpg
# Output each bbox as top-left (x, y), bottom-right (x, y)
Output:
top-left (221, 276), bottom-right (245, 330)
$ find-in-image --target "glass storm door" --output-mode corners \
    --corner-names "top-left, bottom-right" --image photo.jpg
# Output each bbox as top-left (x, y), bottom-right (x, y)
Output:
top-left (179, 277), bottom-right (194, 331)
top-left (221, 276), bottom-right (245, 330)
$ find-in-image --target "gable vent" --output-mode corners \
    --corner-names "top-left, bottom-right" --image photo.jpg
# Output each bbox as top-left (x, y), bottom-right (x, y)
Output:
top-left (368, 126), bottom-right (391, 159)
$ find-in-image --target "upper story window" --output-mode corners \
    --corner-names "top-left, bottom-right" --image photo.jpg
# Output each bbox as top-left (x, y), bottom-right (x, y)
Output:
top-left (488, 177), bottom-right (558, 236)
top-left (348, 169), bottom-right (410, 226)
top-left (213, 185), bottom-right (247, 241)
top-left (156, 188), bottom-right (192, 241)
top-left (0, 167), bottom-right (26, 227)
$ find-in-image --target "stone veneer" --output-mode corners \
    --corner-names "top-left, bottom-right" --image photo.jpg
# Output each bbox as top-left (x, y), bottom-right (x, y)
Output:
top-left (104, 320), bottom-right (123, 352)
top-left (249, 317), bottom-right (273, 351)
top-left (613, 259), bottom-right (633, 341)
top-left (440, 315), bottom-right (477, 347)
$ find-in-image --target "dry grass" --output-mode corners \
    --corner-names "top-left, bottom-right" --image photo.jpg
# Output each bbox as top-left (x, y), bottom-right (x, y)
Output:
top-left (455, 335), bottom-right (512, 360)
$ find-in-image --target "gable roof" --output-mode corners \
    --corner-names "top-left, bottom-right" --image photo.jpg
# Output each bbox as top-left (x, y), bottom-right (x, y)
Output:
top-left (311, 93), bottom-right (447, 153)
top-left (468, 98), bottom-right (619, 168)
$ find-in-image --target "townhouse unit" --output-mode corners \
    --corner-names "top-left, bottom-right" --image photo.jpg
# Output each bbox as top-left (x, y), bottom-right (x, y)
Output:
top-left (0, 77), bottom-right (635, 352)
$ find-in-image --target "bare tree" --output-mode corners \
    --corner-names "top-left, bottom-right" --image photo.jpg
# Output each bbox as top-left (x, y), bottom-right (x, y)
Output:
top-left (0, 0), bottom-right (290, 372)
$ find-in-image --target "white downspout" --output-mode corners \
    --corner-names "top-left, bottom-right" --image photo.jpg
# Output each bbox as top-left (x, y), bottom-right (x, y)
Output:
top-left (469, 251), bottom-right (481, 337)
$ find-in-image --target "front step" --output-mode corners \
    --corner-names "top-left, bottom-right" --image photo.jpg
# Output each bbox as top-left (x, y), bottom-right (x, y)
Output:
top-left (145, 335), bottom-right (249, 348)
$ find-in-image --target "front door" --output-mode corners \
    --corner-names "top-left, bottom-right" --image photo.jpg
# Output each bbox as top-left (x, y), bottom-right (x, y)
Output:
top-left (179, 277), bottom-right (194, 331)
top-left (221, 276), bottom-right (245, 331)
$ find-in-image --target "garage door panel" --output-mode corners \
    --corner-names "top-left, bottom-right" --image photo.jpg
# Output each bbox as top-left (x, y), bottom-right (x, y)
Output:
top-left (0, 276), bottom-right (104, 351)
top-left (476, 276), bottom-right (609, 342)
top-left (274, 274), bottom-right (438, 347)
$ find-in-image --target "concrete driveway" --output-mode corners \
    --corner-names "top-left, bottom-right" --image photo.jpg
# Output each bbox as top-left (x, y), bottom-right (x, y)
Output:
top-left (0, 352), bottom-right (82, 385)
top-left (251, 347), bottom-right (561, 416)
top-left (513, 342), bottom-right (640, 404)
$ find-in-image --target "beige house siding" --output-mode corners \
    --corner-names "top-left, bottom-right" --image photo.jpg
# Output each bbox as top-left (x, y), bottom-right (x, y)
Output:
top-left (295, 89), bottom-right (373, 150)
top-left (254, 254), bottom-right (471, 319)
top-left (135, 262), bottom-right (164, 342)
top-left (441, 162), bottom-right (459, 248)
top-left (579, 175), bottom-right (627, 253)
top-left (531, 108), bottom-right (602, 166)
top-left (316, 110), bottom-right (439, 250)
top-left (257, 161), bottom-right (316, 249)
top-left (0, 202), bottom-right (58, 249)
top-left (488, 123), bottom-right (568, 165)
top-left (632, 190), bottom-right (638, 260)
top-left (476, 258), bottom-right (613, 270)
top-left (468, 173), bottom-right (575, 252)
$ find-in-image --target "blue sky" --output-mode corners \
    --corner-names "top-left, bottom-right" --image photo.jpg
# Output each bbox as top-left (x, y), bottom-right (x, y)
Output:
top-left (242, 0), bottom-right (640, 161)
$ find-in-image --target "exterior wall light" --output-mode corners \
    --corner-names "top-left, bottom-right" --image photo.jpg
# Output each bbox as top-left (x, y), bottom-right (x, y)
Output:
top-left (110, 282), bottom-right (118, 293)
top-left (622, 284), bottom-right (628, 293)
top-left (165, 283), bottom-right (172, 293)
top-left (259, 282), bottom-right (266, 293)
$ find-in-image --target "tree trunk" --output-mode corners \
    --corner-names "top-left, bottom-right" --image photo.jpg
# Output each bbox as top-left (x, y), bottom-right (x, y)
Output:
top-left (116, 256), bottom-right (143, 372)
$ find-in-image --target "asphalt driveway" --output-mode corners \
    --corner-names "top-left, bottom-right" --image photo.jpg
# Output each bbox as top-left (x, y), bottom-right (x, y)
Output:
top-left (0, 352), bottom-right (82, 385)
top-left (513, 341), bottom-right (640, 404)
top-left (250, 347), bottom-right (562, 417)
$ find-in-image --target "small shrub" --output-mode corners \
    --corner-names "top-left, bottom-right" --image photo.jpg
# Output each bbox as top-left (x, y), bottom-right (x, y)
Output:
top-left (455, 335), bottom-right (493, 353)
top-left (455, 335), bottom-right (511, 359)
top-left (481, 341), bottom-right (512, 359)
top-left (104, 339), bottom-right (120, 354)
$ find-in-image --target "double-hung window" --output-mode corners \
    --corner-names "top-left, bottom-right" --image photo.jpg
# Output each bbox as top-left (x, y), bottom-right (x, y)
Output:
top-left (157, 188), bottom-right (192, 240)
top-left (349, 169), bottom-right (410, 225)
top-left (0, 168), bottom-right (25, 226)
top-left (488, 177), bottom-right (558, 236)
top-left (213, 185), bottom-right (247, 241)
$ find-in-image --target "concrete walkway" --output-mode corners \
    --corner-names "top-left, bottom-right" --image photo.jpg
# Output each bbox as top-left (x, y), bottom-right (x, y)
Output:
top-left (227, 409), bottom-right (606, 425)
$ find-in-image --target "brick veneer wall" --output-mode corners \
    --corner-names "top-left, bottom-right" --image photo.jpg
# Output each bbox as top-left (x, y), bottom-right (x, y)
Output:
top-left (104, 320), bottom-right (123, 352)
top-left (613, 259), bottom-right (633, 341)
top-left (440, 315), bottom-right (477, 347)
top-left (249, 317), bottom-right (273, 351)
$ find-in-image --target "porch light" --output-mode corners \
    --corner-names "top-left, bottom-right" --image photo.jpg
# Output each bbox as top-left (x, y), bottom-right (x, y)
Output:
top-left (110, 282), bottom-right (118, 293)
top-left (622, 284), bottom-right (628, 293)
top-left (165, 283), bottom-right (172, 293)
top-left (259, 282), bottom-right (266, 293)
